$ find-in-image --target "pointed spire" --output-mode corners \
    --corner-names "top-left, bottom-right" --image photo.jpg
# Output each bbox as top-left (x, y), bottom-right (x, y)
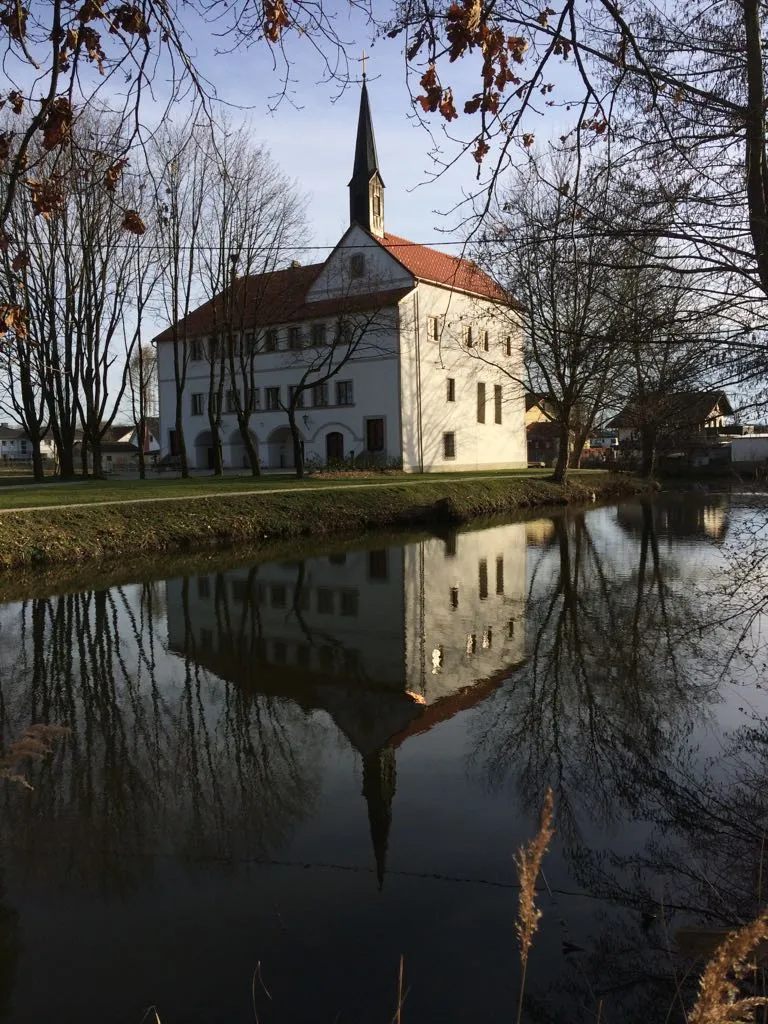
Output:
top-left (362, 747), bottom-right (396, 890)
top-left (349, 80), bottom-right (385, 238)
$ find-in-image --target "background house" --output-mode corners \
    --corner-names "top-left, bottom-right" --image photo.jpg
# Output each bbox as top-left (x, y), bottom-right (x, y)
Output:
top-left (608, 391), bottom-right (733, 446)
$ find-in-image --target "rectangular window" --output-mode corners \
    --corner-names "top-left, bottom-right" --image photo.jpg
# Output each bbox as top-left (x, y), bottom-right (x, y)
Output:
top-left (479, 559), bottom-right (488, 600)
top-left (494, 384), bottom-right (502, 424)
top-left (264, 329), bottom-right (278, 352)
top-left (311, 323), bottom-right (327, 347)
top-left (340, 589), bottom-right (359, 617)
top-left (312, 383), bottom-right (329, 408)
top-left (336, 380), bottom-right (354, 406)
top-left (350, 252), bottom-right (365, 278)
top-left (197, 575), bottom-right (211, 599)
top-left (288, 385), bottom-right (304, 409)
top-left (191, 393), bottom-right (205, 416)
top-left (265, 387), bottom-right (281, 411)
top-left (496, 556), bottom-right (504, 595)
top-left (288, 326), bottom-right (303, 350)
top-left (317, 588), bottom-right (334, 614)
top-left (463, 324), bottom-right (473, 348)
top-left (243, 330), bottom-right (256, 355)
top-left (366, 417), bottom-right (385, 452)
top-left (447, 378), bottom-right (455, 403)
top-left (190, 338), bottom-right (203, 362)
top-left (482, 330), bottom-right (489, 352)
top-left (207, 336), bottom-right (219, 361)
top-left (368, 549), bottom-right (388, 580)
top-left (505, 335), bottom-right (512, 357)
top-left (450, 586), bottom-right (459, 609)
top-left (249, 388), bottom-right (261, 411)
top-left (477, 382), bottom-right (486, 424)
top-left (209, 393), bottom-right (220, 416)
top-left (427, 316), bottom-right (440, 341)
top-left (443, 431), bottom-right (456, 460)
top-left (226, 389), bottom-right (240, 414)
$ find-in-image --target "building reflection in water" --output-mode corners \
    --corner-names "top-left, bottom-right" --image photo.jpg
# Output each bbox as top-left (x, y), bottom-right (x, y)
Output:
top-left (166, 523), bottom-right (527, 887)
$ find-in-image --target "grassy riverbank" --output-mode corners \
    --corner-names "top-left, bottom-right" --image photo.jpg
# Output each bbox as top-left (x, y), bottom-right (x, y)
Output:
top-left (0, 471), bottom-right (653, 573)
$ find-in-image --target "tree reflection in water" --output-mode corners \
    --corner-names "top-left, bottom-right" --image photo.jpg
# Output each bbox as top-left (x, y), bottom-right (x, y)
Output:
top-left (469, 496), bottom-right (768, 1022)
top-left (0, 580), bottom-right (325, 894)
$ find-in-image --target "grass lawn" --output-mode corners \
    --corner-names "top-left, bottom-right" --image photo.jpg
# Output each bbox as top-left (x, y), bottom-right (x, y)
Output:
top-left (0, 467), bottom-right (610, 510)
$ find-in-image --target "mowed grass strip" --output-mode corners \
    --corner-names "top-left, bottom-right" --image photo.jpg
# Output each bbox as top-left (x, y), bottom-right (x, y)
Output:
top-left (0, 473), bottom-right (651, 571)
top-left (0, 467), bottom-right (578, 511)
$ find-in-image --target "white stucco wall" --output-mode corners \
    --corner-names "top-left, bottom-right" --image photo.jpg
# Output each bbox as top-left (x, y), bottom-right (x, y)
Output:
top-left (398, 282), bottom-right (527, 472)
top-left (157, 308), bottom-right (403, 470)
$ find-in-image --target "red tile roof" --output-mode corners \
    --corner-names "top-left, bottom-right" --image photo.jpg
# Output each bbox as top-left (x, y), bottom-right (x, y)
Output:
top-left (153, 262), bottom-right (410, 344)
top-left (381, 232), bottom-right (512, 303)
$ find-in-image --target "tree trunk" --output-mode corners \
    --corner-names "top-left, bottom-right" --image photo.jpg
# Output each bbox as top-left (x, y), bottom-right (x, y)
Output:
top-left (137, 420), bottom-right (146, 481)
top-left (80, 441), bottom-right (89, 478)
top-left (175, 399), bottom-right (188, 477)
top-left (568, 431), bottom-right (587, 469)
top-left (552, 422), bottom-right (570, 484)
top-left (58, 438), bottom-right (75, 480)
top-left (287, 406), bottom-right (304, 479)
top-left (210, 418), bottom-right (223, 475)
top-left (640, 428), bottom-right (658, 478)
top-left (237, 414), bottom-right (260, 476)
top-left (91, 440), bottom-right (104, 479)
top-left (30, 443), bottom-right (44, 482)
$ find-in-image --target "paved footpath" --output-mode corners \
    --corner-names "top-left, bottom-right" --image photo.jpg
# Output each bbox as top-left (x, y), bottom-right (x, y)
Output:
top-left (0, 472), bottom-right (541, 515)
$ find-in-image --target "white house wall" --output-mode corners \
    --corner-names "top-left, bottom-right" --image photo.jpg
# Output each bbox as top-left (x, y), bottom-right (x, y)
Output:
top-left (157, 310), bottom-right (403, 470)
top-left (403, 522), bottom-right (527, 700)
top-left (399, 282), bottom-right (527, 472)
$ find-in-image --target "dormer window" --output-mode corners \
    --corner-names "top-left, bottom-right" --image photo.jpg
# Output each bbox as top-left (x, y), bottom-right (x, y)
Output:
top-left (350, 252), bottom-right (365, 278)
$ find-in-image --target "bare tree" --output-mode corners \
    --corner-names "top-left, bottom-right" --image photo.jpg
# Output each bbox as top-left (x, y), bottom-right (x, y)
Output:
top-left (127, 341), bottom-right (158, 480)
top-left (197, 127), bottom-right (308, 476)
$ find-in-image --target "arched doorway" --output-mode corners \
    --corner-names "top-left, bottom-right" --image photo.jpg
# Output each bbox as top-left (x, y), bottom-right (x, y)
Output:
top-left (228, 426), bottom-right (258, 470)
top-left (267, 425), bottom-right (304, 469)
top-left (326, 431), bottom-right (344, 464)
top-left (192, 430), bottom-right (214, 470)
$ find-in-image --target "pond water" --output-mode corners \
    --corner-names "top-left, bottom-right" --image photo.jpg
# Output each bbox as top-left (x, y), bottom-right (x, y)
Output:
top-left (1, 491), bottom-right (768, 1023)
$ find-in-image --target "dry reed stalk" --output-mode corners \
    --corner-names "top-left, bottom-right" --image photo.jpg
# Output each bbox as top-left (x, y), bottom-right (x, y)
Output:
top-left (689, 912), bottom-right (768, 1024)
top-left (514, 786), bottom-right (555, 1024)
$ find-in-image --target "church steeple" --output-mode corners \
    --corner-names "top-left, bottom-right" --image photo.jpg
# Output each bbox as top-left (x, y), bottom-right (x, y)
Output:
top-left (349, 79), bottom-right (385, 239)
top-left (362, 747), bottom-right (396, 890)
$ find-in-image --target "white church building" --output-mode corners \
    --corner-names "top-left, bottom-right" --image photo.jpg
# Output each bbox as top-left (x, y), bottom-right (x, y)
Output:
top-left (155, 82), bottom-right (527, 472)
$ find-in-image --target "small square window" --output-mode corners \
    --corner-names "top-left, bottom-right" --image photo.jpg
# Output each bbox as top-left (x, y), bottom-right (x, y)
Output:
top-left (447, 378), bottom-right (455, 403)
top-left (350, 252), bottom-right (365, 278)
top-left (443, 432), bottom-right (456, 460)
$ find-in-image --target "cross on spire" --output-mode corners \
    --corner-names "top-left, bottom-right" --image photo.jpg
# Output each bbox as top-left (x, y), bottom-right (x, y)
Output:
top-left (360, 49), bottom-right (367, 81)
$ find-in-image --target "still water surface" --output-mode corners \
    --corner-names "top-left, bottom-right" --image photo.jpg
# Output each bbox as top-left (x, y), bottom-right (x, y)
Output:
top-left (1, 492), bottom-right (768, 1023)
